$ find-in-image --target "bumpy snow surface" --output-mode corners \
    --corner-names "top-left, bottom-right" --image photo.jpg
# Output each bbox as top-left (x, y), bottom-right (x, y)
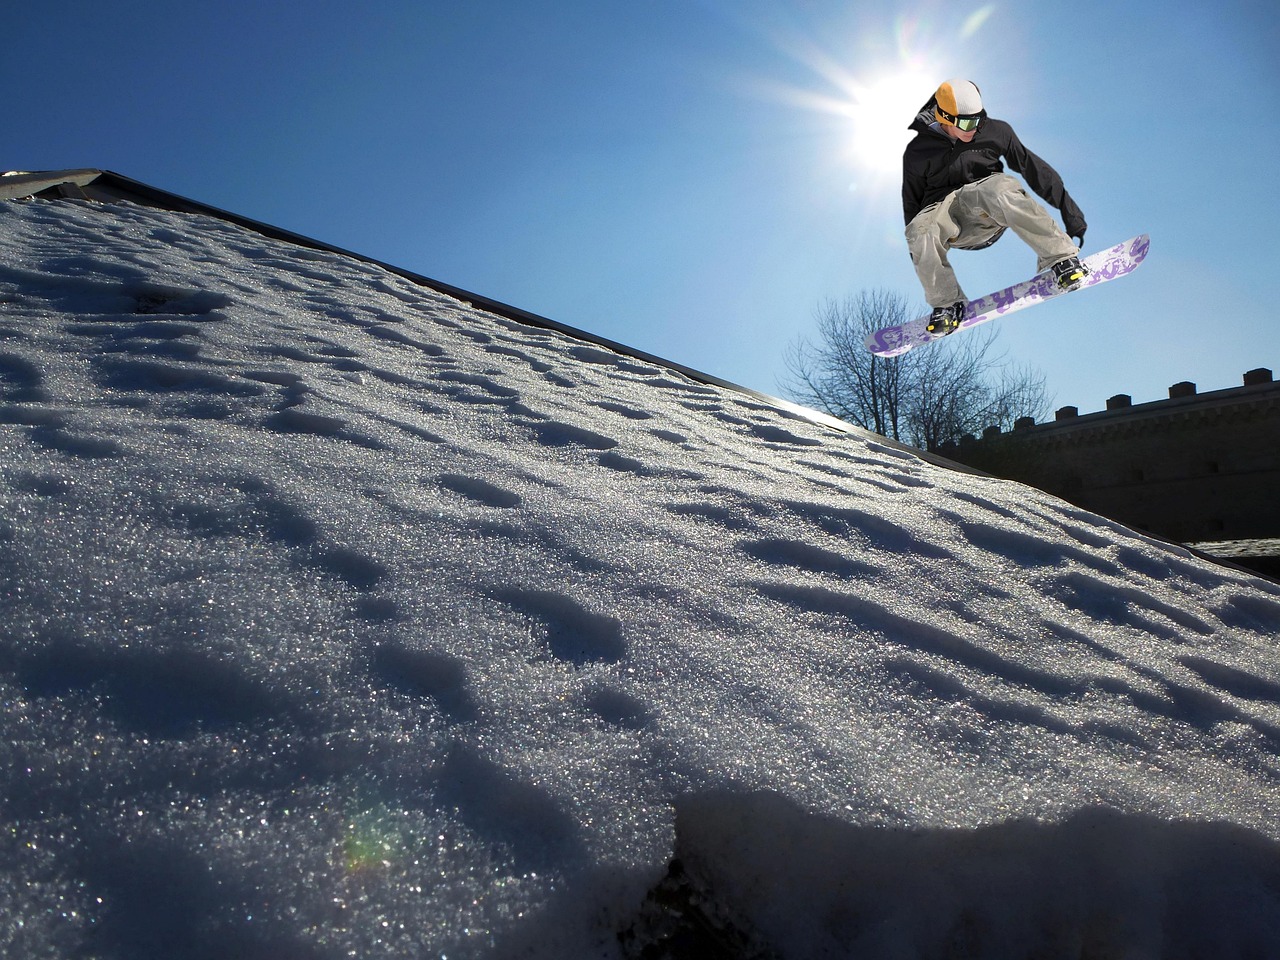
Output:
top-left (3, 197), bottom-right (1280, 960)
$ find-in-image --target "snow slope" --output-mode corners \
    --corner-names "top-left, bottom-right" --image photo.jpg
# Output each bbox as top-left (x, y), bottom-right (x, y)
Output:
top-left (2, 196), bottom-right (1279, 959)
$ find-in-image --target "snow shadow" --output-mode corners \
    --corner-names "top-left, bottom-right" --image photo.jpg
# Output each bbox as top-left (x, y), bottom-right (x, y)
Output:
top-left (370, 643), bottom-right (477, 722)
top-left (641, 790), bottom-right (1280, 959)
top-left (491, 588), bottom-right (627, 665)
top-left (11, 642), bottom-right (291, 741)
top-left (433, 746), bottom-right (586, 872)
top-left (0, 352), bottom-right (48, 402)
top-left (71, 835), bottom-right (338, 960)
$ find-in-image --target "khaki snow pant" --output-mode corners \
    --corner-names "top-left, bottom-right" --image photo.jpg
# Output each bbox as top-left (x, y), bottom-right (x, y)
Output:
top-left (905, 173), bottom-right (1078, 307)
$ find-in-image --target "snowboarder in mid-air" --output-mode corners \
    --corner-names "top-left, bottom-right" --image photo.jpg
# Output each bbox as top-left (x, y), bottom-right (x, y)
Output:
top-left (903, 79), bottom-right (1089, 335)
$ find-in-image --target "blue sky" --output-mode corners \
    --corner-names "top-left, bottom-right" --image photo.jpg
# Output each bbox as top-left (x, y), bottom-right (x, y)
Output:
top-left (6, 0), bottom-right (1278, 417)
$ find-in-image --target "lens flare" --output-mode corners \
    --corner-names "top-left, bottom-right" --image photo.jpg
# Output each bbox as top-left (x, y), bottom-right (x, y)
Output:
top-left (960, 5), bottom-right (998, 40)
top-left (343, 800), bottom-right (403, 874)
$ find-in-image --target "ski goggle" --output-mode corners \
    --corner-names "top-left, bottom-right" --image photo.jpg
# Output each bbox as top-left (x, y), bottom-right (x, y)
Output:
top-left (936, 108), bottom-right (982, 131)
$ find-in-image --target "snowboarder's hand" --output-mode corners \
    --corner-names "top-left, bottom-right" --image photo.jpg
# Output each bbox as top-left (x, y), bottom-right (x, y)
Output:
top-left (1064, 214), bottom-right (1087, 250)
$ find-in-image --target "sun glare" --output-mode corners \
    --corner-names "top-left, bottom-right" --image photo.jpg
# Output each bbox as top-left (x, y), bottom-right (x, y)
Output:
top-left (739, 5), bottom-right (1002, 191)
top-left (845, 67), bottom-right (938, 180)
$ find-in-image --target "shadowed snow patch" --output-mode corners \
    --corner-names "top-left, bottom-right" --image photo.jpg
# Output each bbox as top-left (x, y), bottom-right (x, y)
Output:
top-left (661, 791), bottom-right (1280, 959)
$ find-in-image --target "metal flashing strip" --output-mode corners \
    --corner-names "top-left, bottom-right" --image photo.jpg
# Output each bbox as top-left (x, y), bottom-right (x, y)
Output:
top-left (0, 169), bottom-right (104, 201)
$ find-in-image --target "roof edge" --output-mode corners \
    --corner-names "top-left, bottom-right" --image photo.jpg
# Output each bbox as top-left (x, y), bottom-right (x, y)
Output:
top-left (3, 168), bottom-right (977, 474)
top-left (0, 169), bottom-right (105, 201)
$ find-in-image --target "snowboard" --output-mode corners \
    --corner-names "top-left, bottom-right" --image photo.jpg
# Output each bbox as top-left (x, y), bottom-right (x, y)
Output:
top-left (865, 234), bottom-right (1150, 358)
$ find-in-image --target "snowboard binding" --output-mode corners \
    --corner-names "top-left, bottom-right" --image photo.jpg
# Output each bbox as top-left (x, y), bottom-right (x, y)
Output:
top-left (1051, 256), bottom-right (1089, 290)
top-left (926, 301), bottom-right (966, 335)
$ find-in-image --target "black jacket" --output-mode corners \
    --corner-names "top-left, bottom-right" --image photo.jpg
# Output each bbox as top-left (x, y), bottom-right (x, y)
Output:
top-left (901, 103), bottom-right (1086, 241)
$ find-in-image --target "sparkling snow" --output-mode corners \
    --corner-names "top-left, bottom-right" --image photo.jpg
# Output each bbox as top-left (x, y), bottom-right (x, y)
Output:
top-left (2, 196), bottom-right (1280, 959)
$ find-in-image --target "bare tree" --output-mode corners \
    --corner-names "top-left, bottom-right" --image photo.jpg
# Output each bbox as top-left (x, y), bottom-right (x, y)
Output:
top-left (782, 291), bottom-right (912, 441)
top-left (782, 290), bottom-right (1050, 452)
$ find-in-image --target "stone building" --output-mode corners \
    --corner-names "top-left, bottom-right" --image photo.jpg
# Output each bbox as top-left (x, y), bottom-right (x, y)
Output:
top-left (940, 369), bottom-right (1280, 577)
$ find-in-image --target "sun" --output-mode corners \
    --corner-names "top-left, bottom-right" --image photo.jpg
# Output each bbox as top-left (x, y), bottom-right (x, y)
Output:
top-left (843, 67), bottom-right (939, 180)
top-left (730, 6), bottom-right (1002, 191)
top-left (739, 56), bottom-right (939, 189)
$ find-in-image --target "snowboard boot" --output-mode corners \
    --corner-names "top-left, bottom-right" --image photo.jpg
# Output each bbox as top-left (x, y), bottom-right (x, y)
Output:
top-left (1051, 255), bottom-right (1088, 290)
top-left (926, 300), bottom-right (966, 335)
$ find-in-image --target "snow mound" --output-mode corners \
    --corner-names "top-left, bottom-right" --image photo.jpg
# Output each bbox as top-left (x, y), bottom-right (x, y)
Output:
top-left (2, 196), bottom-right (1279, 958)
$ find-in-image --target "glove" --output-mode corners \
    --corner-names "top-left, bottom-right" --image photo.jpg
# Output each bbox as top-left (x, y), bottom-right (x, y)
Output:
top-left (1063, 211), bottom-right (1087, 250)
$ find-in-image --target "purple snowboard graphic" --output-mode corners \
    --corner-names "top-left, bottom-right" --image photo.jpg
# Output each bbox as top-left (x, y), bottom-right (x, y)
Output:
top-left (865, 234), bottom-right (1150, 358)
